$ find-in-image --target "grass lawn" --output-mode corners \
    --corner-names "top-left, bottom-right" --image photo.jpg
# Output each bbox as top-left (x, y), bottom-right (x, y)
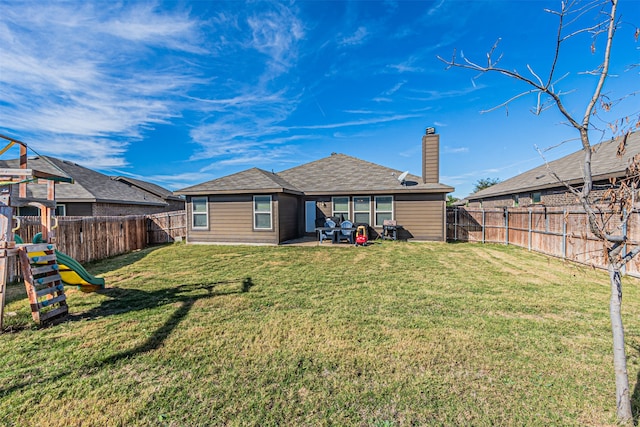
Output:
top-left (2, 241), bottom-right (640, 426)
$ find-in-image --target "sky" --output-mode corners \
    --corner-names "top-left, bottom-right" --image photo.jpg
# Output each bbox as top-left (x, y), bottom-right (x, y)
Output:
top-left (0, 0), bottom-right (638, 198)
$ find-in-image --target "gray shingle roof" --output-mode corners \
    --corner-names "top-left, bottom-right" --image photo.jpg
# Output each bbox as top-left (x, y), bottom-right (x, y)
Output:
top-left (468, 132), bottom-right (640, 200)
top-left (0, 156), bottom-right (167, 206)
top-left (176, 153), bottom-right (454, 195)
top-left (112, 176), bottom-right (184, 201)
top-left (177, 167), bottom-right (303, 195)
top-left (279, 153), bottom-right (452, 194)
top-left (0, 155), bottom-right (72, 182)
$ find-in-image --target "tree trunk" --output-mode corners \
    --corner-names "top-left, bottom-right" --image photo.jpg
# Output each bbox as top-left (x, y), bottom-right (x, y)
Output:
top-left (608, 262), bottom-right (632, 423)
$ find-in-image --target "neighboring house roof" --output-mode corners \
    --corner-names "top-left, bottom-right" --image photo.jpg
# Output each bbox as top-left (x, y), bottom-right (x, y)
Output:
top-left (0, 156), bottom-right (168, 206)
top-left (468, 132), bottom-right (640, 200)
top-left (177, 153), bottom-right (454, 196)
top-left (112, 176), bottom-right (184, 202)
top-left (177, 167), bottom-right (303, 196)
top-left (0, 154), bottom-right (73, 183)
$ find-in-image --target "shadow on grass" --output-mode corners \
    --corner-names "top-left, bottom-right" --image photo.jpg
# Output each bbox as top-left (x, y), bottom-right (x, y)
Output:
top-left (0, 245), bottom-right (171, 333)
top-left (85, 244), bottom-right (169, 277)
top-left (0, 277), bottom-right (254, 397)
top-left (72, 277), bottom-right (254, 321)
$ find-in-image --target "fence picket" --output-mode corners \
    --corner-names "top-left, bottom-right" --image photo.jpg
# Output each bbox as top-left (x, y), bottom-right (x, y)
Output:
top-left (447, 207), bottom-right (640, 278)
top-left (14, 211), bottom-right (186, 265)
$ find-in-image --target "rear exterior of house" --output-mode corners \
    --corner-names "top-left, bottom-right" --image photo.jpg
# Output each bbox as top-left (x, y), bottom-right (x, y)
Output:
top-left (177, 130), bottom-right (454, 244)
top-left (186, 193), bottom-right (301, 245)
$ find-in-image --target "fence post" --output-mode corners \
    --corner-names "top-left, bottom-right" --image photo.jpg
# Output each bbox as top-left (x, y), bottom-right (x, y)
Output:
top-left (528, 208), bottom-right (532, 251)
top-left (454, 207), bottom-right (458, 241)
top-left (167, 213), bottom-right (172, 243)
top-left (504, 207), bottom-right (509, 246)
top-left (562, 209), bottom-right (567, 260)
top-left (482, 209), bottom-right (486, 243)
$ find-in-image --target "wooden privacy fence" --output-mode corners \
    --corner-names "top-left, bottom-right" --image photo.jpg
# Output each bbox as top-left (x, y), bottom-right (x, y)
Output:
top-left (447, 206), bottom-right (640, 278)
top-left (147, 210), bottom-right (187, 244)
top-left (14, 210), bottom-right (186, 264)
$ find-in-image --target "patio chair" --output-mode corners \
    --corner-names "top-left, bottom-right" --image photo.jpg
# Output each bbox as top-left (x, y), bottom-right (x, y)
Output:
top-left (319, 219), bottom-right (336, 243)
top-left (336, 220), bottom-right (354, 244)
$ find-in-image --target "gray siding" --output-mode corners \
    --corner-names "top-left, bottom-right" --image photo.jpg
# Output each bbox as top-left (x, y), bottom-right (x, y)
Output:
top-left (395, 193), bottom-right (446, 241)
top-left (187, 195), bottom-right (279, 244)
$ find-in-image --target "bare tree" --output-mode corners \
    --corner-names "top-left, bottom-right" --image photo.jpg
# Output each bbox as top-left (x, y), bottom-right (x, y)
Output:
top-left (439, 0), bottom-right (639, 422)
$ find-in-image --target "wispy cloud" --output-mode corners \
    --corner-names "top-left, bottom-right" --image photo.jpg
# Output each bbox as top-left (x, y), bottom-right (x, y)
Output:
top-left (246, 4), bottom-right (305, 78)
top-left (386, 57), bottom-right (424, 73)
top-left (0, 1), bottom-right (205, 165)
top-left (444, 146), bottom-right (469, 154)
top-left (292, 113), bottom-right (421, 130)
top-left (338, 26), bottom-right (369, 46)
top-left (382, 81), bottom-right (406, 96)
top-left (427, 0), bottom-right (446, 16)
top-left (407, 85), bottom-right (486, 101)
top-left (0, 1), bottom-right (311, 171)
top-left (184, 4), bottom-right (307, 164)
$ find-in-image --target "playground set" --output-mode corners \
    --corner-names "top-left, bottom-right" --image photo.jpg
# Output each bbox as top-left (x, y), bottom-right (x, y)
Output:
top-left (0, 134), bottom-right (105, 330)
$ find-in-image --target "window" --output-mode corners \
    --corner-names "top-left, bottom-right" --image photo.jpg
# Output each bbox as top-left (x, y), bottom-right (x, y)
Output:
top-left (17, 206), bottom-right (40, 216)
top-left (18, 205), bottom-right (66, 216)
top-left (512, 195), bottom-right (519, 207)
top-left (253, 195), bottom-right (272, 230)
top-left (531, 192), bottom-right (542, 204)
top-left (332, 196), bottom-right (349, 221)
top-left (374, 196), bottom-right (393, 226)
top-left (353, 196), bottom-right (370, 224)
top-left (191, 197), bottom-right (208, 229)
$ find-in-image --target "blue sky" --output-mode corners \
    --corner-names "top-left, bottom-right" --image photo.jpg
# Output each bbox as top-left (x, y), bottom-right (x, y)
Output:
top-left (1, 0), bottom-right (638, 197)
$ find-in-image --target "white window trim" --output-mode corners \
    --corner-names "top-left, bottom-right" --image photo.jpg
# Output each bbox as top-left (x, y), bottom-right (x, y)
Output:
top-left (332, 196), bottom-right (350, 220)
top-left (191, 196), bottom-right (209, 230)
top-left (374, 195), bottom-right (394, 227)
top-left (55, 204), bottom-right (66, 216)
top-left (353, 196), bottom-right (371, 224)
top-left (253, 195), bottom-right (273, 230)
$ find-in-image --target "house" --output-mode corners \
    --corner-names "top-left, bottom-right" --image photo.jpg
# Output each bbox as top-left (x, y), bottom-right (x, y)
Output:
top-left (465, 131), bottom-right (640, 208)
top-left (0, 156), bottom-right (182, 216)
top-left (112, 176), bottom-right (185, 211)
top-left (175, 129), bottom-right (454, 244)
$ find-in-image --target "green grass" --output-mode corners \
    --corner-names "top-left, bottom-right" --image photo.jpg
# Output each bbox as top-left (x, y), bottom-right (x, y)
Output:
top-left (2, 241), bottom-right (640, 426)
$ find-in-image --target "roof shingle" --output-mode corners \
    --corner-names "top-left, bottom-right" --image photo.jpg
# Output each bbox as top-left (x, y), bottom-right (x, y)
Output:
top-left (468, 132), bottom-right (640, 200)
top-left (177, 167), bottom-right (302, 195)
top-left (0, 156), bottom-right (168, 206)
top-left (177, 153), bottom-right (454, 195)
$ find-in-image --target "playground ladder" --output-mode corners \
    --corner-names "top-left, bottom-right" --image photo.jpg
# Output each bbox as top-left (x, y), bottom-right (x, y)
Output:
top-left (18, 243), bottom-right (68, 325)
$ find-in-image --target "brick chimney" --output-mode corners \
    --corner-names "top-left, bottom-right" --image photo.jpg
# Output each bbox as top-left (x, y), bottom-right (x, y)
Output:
top-left (422, 127), bottom-right (439, 184)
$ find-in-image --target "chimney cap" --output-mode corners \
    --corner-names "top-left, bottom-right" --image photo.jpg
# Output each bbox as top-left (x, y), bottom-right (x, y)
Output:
top-left (425, 127), bottom-right (436, 135)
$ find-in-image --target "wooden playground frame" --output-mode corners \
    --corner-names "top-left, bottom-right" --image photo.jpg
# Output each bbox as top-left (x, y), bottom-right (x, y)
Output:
top-left (0, 134), bottom-right (73, 330)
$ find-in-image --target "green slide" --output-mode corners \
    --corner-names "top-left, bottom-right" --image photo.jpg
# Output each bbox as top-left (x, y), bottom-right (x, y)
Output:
top-left (23, 233), bottom-right (105, 290)
top-left (54, 250), bottom-right (105, 288)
